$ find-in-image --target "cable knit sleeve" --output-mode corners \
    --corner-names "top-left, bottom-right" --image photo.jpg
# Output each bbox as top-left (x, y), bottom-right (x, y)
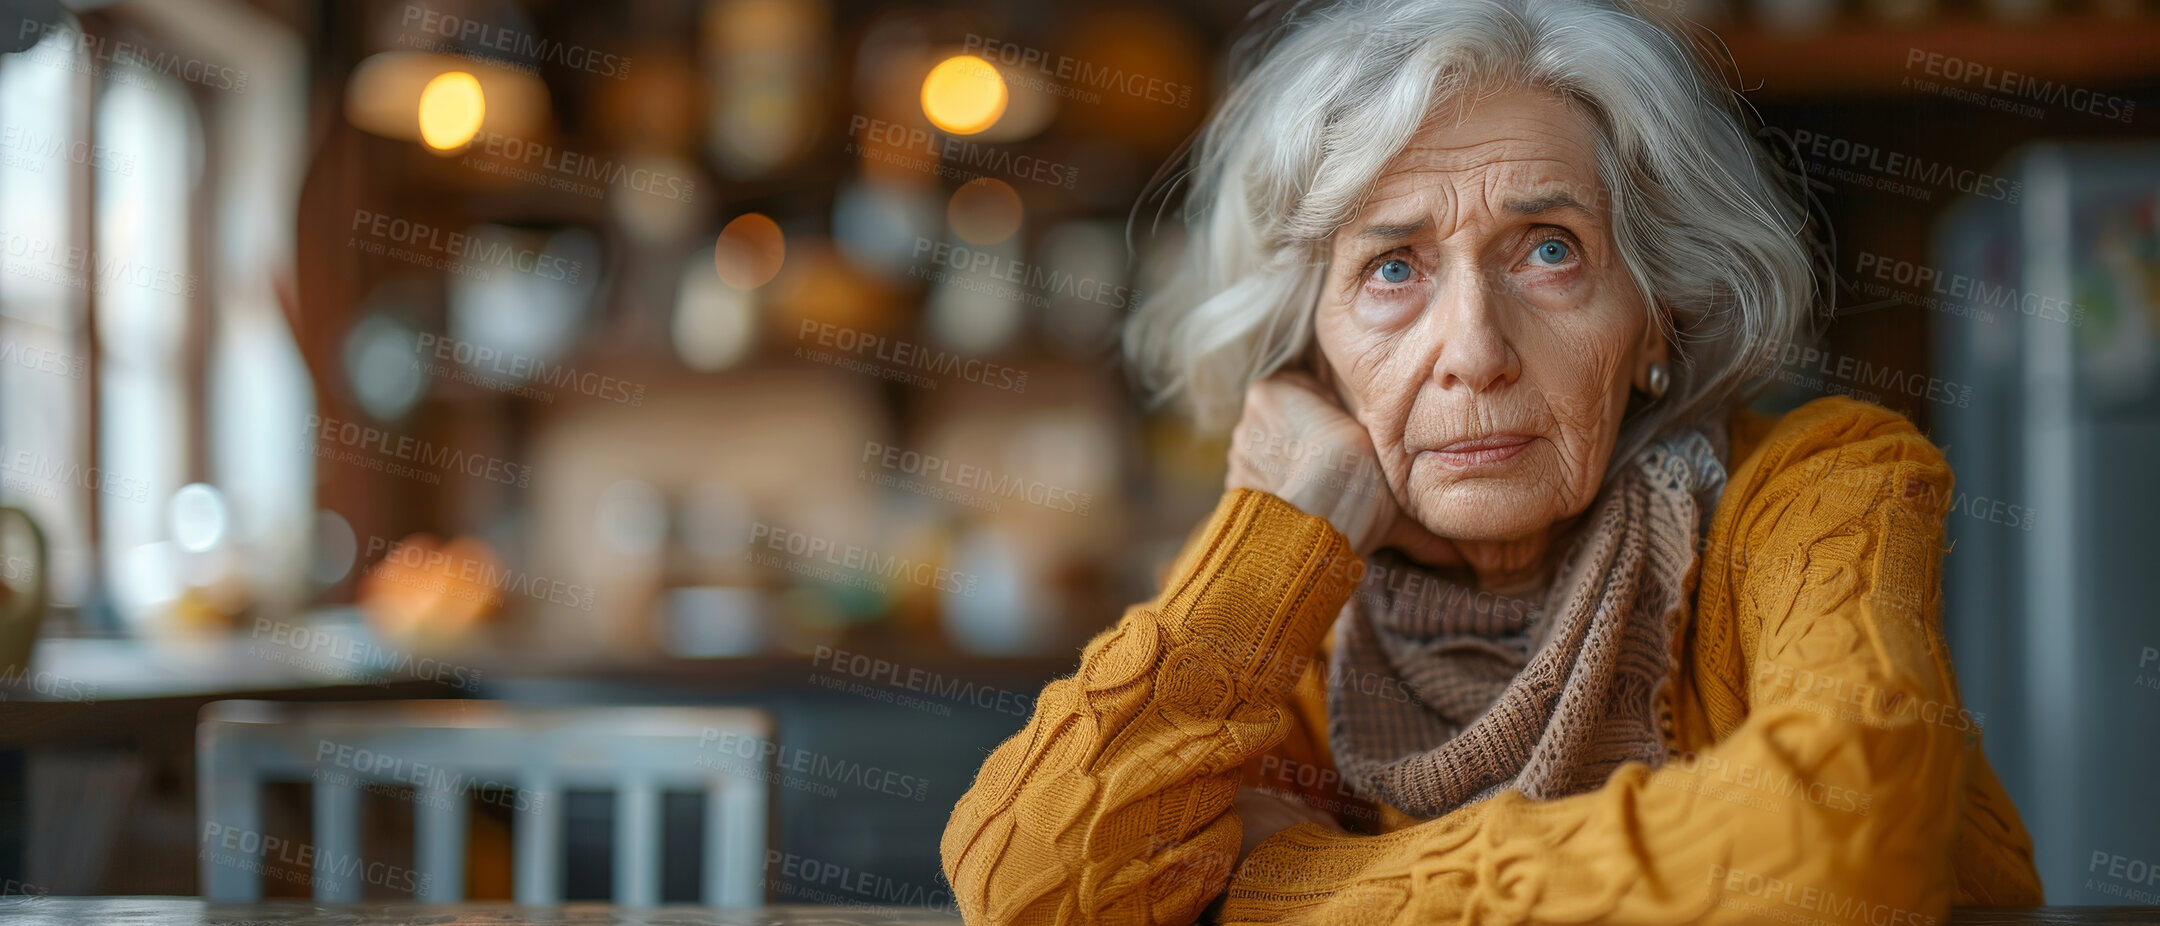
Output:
top-left (941, 488), bottom-right (1365, 925)
top-left (1217, 402), bottom-right (1989, 924)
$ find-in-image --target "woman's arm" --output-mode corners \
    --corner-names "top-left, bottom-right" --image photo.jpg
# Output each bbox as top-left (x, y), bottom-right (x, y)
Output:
top-left (1219, 414), bottom-right (1984, 924)
top-left (940, 488), bottom-right (1364, 925)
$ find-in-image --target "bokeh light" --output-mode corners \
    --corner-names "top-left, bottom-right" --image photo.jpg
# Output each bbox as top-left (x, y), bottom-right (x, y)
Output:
top-left (610, 148), bottom-right (705, 242)
top-left (970, 60), bottom-right (1057, 144)
top-left (675, 250), bottom-right (760, 371)
top-left (345, 53), bottom-right (545, 144)
top-left (926, 237), bottom-right (1025, 354)
top-left (946, 177), bottom-right (1024, 245)
top-left (833, 182), bottom-right (939, 275)
top-left (598, 479), bottom-right (669, 558)
top-left (417, 71), bottom-right (485, 151)
top-left (703, 0), bottom-right (828, 176)
top-left (359, 534), bottom-right (497, 641)
top-left (169, 484), bottom-right (228, 553)
top-left (343, 312), bottom-right (426, 421)
top-left (715, 213), bottom-right (787, 289)
top-left (920, 55), bottom-right (1006, 135)
top-left (448, 225), bottom-right (600, 366)
top-left (309, 510), bottom-right (358, 587)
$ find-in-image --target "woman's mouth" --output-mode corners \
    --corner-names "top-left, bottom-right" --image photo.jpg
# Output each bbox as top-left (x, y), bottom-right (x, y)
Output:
top-left (1426, 433), bottom-right (1536, 470)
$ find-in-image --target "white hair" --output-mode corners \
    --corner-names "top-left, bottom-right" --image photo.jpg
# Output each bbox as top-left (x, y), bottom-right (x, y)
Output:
top-left (1126, 0), bottom-right (1821, 471)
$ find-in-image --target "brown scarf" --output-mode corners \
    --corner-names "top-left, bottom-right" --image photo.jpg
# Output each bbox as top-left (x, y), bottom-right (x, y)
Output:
top-left (1326, 426), bottom-right (1728, 820)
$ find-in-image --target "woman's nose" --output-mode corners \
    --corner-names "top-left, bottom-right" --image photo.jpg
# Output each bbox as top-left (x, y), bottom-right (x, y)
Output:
top-left (1421, 273), bottom-right (1519, 394)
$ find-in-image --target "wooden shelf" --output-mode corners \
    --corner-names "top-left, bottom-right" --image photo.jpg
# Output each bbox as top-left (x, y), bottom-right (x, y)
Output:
top-left (1714, 16), bottom-right (2160, 97)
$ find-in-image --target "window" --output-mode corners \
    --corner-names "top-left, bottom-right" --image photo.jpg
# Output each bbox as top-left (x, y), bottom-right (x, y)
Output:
top-left (95, 64), bottom-right (199, 628)
top-left (0, 12), bottom-right (312, 636)
top-left (0, 22), bottom-right (93, 622)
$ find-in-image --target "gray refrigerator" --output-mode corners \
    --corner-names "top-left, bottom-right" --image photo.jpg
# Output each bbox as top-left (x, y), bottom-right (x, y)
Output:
top-left (1934, 142), bottom-right (2160, 904)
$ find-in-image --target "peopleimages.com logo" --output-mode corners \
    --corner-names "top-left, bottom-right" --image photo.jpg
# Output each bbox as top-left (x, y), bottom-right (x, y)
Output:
top-left (912, 238), bottom-right (1140, 310)
top-left (859, 440), bottom-right (1093, 516)
top-left (0, 443), bottom-right (148, 504)
top-left (845, 115), bottom-right (1078, 190)
top-left (348, 209), bottom-right (582, 284)
top-left (303, 414), bottom-right (533, 488)
top-left (797, 320), bottom-right (1028, 393)
top-left (0, 227), bottom-right (198, 298)
top-left (0, 338), bottom-right (86, 380)
top-left (1905, 49), bottom-right (2136, 124)
top-left (200, 823), bottom-right (429, 895)
top-left (747, 522), bottom-right (979, 597)
top-left (1778, 128), bottom-right (2022, 203)
top-left (15, 22), bottom-right (249, 93)
top-left (249, 618), bottom-right (483, 691)
top-left (362, 535), bottom-right (595, 612)
top-left (697, 729), bottom-right (930, 803)
top-left (397, 4), bottom-right (629, 79)
top-left (413, 333), bottom-right (645, 407)
top-left (462, 131), bottom-right (694, 203)
top-left (960, 34), bottom-right (1195, 109)
top-left (314, 740), bottom-right (544, 813)
top-left (0, 124), bottom-right (134, 176)
top-left (1854, 251), bottom-right (2084, 327)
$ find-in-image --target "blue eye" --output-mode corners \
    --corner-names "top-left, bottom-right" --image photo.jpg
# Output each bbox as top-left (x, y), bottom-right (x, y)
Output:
top-left (1532, 239), bottom-right (1571, 265)
top-left (1376, 259), bottom-right (1412, 283)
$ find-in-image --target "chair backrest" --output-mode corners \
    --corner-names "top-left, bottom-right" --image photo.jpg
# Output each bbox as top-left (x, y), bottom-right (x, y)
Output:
top-left (196, 700), bottom-right (770, 907)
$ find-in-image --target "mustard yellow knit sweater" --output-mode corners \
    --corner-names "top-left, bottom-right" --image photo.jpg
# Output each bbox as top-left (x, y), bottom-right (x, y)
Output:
top-left (941, 396), bottom-right (2044, 924)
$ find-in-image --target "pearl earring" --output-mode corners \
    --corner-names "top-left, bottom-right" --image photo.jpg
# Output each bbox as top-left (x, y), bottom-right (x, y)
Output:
top-left (1646, 363), bottom-right (1669, 400)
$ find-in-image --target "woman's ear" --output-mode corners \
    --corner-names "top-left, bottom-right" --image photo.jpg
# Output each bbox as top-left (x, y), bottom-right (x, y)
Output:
top-left (1633, 304), bottom-right (1673, 393)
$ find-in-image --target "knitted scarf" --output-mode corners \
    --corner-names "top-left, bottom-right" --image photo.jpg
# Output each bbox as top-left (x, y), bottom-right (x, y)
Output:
top-left (1326, 426), bottom-right (1728, 821)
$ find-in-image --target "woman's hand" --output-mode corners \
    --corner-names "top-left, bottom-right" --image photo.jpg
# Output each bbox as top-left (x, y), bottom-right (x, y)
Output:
top-left (1227, 372), bottom-right (1460, 564)
top-left (1232, 786), bottom-right (1343, 868)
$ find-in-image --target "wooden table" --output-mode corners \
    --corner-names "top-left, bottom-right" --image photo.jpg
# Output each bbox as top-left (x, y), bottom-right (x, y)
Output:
top-left (0, 898), bottom-right (963, 923)
top-left (4, 899), bottom-right (2159, 924)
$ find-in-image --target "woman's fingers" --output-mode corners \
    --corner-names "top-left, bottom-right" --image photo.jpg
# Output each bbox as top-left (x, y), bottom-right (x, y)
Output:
top-left (1227, 374), bottom-right (1393, 551)
top-left (1381, 511), bottom-right (1467, 568)
top-left (1230, 371), bottom-right (1449, 555)
top-left (1232, 786), bottom-right (1344, 867)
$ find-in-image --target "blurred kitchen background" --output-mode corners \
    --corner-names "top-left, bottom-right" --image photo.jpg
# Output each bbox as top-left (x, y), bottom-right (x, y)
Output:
top-left (0, 0), bottom-right (2154, 909)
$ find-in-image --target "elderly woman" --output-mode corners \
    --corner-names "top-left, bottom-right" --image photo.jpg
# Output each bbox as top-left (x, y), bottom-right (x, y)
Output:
top-left (941, 0), bottom-right (2043, 921)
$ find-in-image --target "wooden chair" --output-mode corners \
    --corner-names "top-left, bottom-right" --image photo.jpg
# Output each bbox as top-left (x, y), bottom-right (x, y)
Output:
top-left (196, 700), bottom-right (770, 907)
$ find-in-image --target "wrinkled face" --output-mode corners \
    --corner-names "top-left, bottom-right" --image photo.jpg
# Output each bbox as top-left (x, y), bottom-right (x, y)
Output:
top-left (1313, 86), bottom-right (1665, 543)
